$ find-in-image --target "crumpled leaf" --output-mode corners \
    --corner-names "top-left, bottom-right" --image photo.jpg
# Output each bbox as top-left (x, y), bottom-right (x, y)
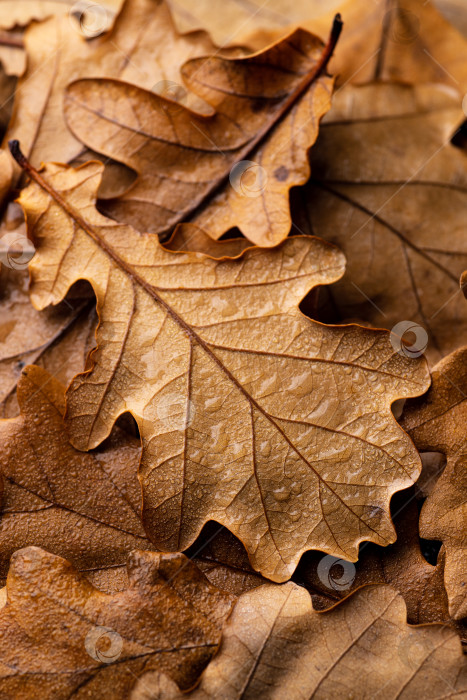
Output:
top-left (15, 156), bottom-right (430, 582)
top-left (0, 546), bottom-right (234, 697)
top-left (0, 365), bottom-right (155, 583)
top-left (64, 23), bottom-right (338, 245)
top-left (401, 346), bottom-right (467, 619)
top-left (130, 583), bottom-right (467, 700)
top-left (294, 82), bottom-right (467, 364)
top-left (2, 0), bottom-right (222, 188)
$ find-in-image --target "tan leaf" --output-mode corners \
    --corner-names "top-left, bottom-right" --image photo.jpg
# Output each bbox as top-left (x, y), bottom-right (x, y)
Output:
top-left (130, 583), bottom-right (467, 700)
top-left (14, 155), bottom-right (430, 581)
top-left (0, 202), bottom-right (93, 416)
top-left (0, 546), bottom-right (234, 696)
top-left (0, 0), bottom-right (123, 30)
top-left (434, 0), bottom-right (467, 37)
top-left (401, 346), bottom-right (467, 619)
top-left (294, 82), bottom-right (467, 365)
top-left (186, 488), bottom-right (466, 641)
top-left (169, 0), bottom-right (467, 90)
top-left (0, 365), bottom-right (156, 582)
top-left (63, 23), bottom-right (339, 245)
top-left (2, 0), bottom-right (222, 186)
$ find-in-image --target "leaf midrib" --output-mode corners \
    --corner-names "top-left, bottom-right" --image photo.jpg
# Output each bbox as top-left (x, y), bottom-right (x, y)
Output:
top-left (27, 165), bottom-right (398, 547)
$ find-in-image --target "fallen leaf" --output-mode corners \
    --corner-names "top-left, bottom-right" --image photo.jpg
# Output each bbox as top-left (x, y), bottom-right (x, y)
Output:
top-left (435, 0), bottom-right (467, 37)
top-left (14, 154), bottom-right (430, 582)
top-left (2, 0), bottom-right (222, 188)
top-left (64, 22), bottom-right (339, 245)
top-left (0, 228), bottom-right (93, 417)
top-left (185, 487), bottom-right (466, 641)
top-left (401, 346), bottom-right (467, 619)
top-left (130, 582), bottom-right (467, 700)
top-left (169, 0), bottom-right (467, 91)
top-left (294, 82), bottom-right (467, 364)
top-left (0, 365), bottom-right (156, 583)
top-left (0, 546), bottom-right (234, 696)
top-left (0, 0), bottom-right (123, 30)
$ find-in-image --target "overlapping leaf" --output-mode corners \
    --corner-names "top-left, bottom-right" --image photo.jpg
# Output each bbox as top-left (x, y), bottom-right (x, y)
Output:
top-left (168, 0), bottom-right (467, 90)
top-left (15, 157), bottom-right (430, 581)
top-left (3, 0), bottom-right (222, 187)
top-left (131, 583), bottom-right (467, 699)
top-left (294, 82), bottom-right (467, 364)
top-left (0, 365), bottom-right (156, 584)
top-left (402, 346), bottom-right (467, 619)
top-left (63, 24), bottom-right (337, 245)
top-left (0, 546), bottom-right (234, 697)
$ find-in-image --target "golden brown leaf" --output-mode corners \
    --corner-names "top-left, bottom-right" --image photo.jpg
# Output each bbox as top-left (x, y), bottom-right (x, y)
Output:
top-left (131, 583), bottom-right (467, 699)
top-left (0, 0), bottom-right (123, 30)
top-left (169, 0), bottom-right (467, 90)
top-left (0, 546), bottom-right (234, 697)
top-left (295, 82), bottom-right (467, 364)
top-left (15, 156), bottom-right (430, 581)
top-left (0, 365), bottom-right (155, 582)
top-left (2, 0), bottom-right (221, 187)
top-left (401, 346), bottom-right (467, 619)
top-left (63, 24), bottom-right (338, 245)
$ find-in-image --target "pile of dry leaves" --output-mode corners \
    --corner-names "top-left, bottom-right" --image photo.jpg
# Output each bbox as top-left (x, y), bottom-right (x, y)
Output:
top-left (0, 0), bottom-right (466, 698)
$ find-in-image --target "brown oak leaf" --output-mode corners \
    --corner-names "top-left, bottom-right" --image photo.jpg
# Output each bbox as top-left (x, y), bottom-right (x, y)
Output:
top-left (169, 0), bottom-right (467, 90)
top-left (294, 82), bottom-right (467, 364)
top-left (0, 364), bottom-right (155, 584)
top-left (130, 583), bottom-right (467, 699)
top-left (0, 546), bottom-right (234, 697)
top-left (401, 346), bottom-right (467, 620)
top-left (2, 0), bottom-right (223, 189)
top-left (14, 155), bottom-right (430, 582)
top-left (63, 22), bottom-right (340, 245)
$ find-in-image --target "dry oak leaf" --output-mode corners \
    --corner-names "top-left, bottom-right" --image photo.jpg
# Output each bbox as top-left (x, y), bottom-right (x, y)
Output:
top-left (168, 0), bottom-right (467, 90)
top-left (185, 489), bottom-right (466, 641)
top-left (0, 546), bottom-right (234, 698)
top-left (401, 346), bottom-right (467, 620)
top-left (0, 364), bottom-right (156, 584)
top-left (63, 22), bottom-right (339, 246)
top-left (0, 0), bottom-right (123, 30)
top-left (15, 155), bottom-right (431, 582)
top-left (294, 82), bottom-right (467, 365)
top-left (0, 212), bottom-right (94, 417)
top-left (131, 583), bottom-right (467, 700)
top-left (3, 0), bottom-right (222, 188)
